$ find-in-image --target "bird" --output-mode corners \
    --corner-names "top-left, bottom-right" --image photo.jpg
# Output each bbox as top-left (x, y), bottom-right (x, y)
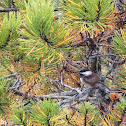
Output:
top-left (79, 68), bottom-right (101, 88)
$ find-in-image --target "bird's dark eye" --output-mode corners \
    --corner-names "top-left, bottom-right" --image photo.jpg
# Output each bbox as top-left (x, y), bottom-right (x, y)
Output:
top-left (79, 73), bottom-right (84, 77)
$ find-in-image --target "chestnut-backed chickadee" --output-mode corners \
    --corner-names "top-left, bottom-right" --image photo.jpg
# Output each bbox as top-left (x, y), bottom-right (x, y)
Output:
top-left (79, 68), bottom-right (101, 88)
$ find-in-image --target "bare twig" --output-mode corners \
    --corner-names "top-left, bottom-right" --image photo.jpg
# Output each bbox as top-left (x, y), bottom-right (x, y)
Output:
top-left (12, 0), bottom-right (16, 8)
top-left (63, 84), bottom-right (82, 94)
top-left (11, 78), bottom-right (19, 88)
top-left (11, 88), bottom-right (77, 101)
top-left (58, 88), bottom-right (90, 106)
top-left (66, 58), bottom-right (82, 68)
top-left (17, 82), bottom-right (25, 90)
top-left (0, 8), bottom-right (19, 12)
top-left (89, 53), bottom-right (118, 58)
top-left (84, 110), bottom-right (88, 126)
top-left (51, 80), bottom-right (63, 93)
top-left (61, 68), bottom-right (65, 86)
top-left (65, 60), bottom-right (80, 71)
top-left (97, 44), bottom-right (113, 47)
top-left (105, 57), bottom-right (126, 64)
top-left (12, 89), bottom-right (24, 96)
top-left (0, 73), bottom-right (16, 80)
top-left (39, 95), bottom-right (70, 99)
top-left (98, 52), bottom-right (126, 64)
top-left (103, 57), bottom-right (120, 79)
top-left (70, 41), bottom-right (86, 47)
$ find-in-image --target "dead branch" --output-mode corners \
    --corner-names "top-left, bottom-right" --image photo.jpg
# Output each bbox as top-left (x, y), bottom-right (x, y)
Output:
top-left (10, 79), bottom-right (111, 112)
top-left (0, 73), bottom-right (16, 80)
top-left (97, 52), bottom-right (126, 64)
top-left (0, 8), bottom-right (19, 12)
top-left (70, 41), bottom-right (86, 47)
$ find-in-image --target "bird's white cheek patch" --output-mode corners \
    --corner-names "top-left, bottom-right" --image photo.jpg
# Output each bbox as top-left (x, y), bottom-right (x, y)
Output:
top-left (82, 71), bottom-right (92, 76)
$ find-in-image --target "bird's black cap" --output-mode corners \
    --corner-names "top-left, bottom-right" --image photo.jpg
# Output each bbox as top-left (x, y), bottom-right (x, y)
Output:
top-left (79, 68), bottom-right (90, 73)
